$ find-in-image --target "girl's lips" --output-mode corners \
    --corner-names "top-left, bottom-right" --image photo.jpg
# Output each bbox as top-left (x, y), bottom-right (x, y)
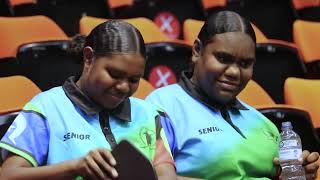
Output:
top-left (217, 80), bottom-right (239, 91)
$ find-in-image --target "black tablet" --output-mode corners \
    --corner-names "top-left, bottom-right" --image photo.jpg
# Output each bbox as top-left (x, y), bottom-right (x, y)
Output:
top-left (111, 140), bottom-right (158, 180)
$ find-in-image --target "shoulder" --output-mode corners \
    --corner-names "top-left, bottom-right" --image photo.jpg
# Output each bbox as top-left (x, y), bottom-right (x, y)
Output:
top-left (130, 97), bottom-right (161, 111)
top-left (130, 97), bottom-right (168, 117)
top-left (147, 84), bottom-right (182, 99)
top-left (145, 84), bottom-right (185, 107)
top-left (23, 87), bottom-right (65, 115)
top-left (238, 99), bottom-right (279, 135)
top-left (31, 87), bottom-right (64, 103)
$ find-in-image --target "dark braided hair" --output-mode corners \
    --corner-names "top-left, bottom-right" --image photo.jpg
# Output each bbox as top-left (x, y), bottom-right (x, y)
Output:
top-left (69, 20), bottom-right (146, 62)
top-left (197, 11), bottom-right (256, 47)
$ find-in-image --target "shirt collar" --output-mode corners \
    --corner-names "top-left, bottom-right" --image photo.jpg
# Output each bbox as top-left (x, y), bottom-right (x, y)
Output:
top-left (178, 71), bottom-right (248, 111)
top-left (62, 76), bottom-right (131, 121)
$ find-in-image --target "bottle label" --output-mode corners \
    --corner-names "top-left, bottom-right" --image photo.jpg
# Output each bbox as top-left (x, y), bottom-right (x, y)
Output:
top-left (279, 148), bottom-right (302, 160)
top-left (280, 140), bottom-right (298, 147)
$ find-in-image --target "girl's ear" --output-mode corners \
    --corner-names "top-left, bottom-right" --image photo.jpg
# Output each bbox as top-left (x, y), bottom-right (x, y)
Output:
top-left (83, 46), bottom-right (94, 65)
top-left (192, 38), bottom-right (202, 63)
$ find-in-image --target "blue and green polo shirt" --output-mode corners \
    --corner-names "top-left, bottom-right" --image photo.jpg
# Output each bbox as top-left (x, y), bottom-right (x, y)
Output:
top-left (146, 71), bottom-right (280, 180)
top-left (0, 76), bottom-right (173, 168)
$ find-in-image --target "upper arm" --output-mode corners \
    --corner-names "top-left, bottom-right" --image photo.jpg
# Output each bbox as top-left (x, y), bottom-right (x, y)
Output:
top-left (2, 153), bottom-right (34, 168)
top-left (0, 108), bottom-right (49, 167)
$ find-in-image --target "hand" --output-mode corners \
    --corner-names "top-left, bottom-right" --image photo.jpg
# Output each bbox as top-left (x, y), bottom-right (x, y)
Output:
top-left (273, 150), bottom-right (319, 180)
top-left (302, 151), bottom-right (319, 180)
top-left (72, 148), bottom-right (118, 180)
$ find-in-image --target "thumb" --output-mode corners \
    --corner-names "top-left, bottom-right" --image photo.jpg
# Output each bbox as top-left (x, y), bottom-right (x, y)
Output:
top-left (273, 157), bottom-right (280, 165)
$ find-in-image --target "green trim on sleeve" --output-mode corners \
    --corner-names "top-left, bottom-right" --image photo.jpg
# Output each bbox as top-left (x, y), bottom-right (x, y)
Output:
top-left (0, 142), bottom-right (38, 167)
top-left (23, 103), bottom-right (43, 116)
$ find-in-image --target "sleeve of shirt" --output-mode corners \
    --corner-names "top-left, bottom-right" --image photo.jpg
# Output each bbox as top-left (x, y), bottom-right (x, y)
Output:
top-left (152, 112), bottom-right (175, 169)
top-left (0, 101), bottom-right (49, 167)
top-left (146, 93), bottom-right (177, 156)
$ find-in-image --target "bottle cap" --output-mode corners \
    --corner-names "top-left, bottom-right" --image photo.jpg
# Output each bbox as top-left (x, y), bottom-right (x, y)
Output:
top-left (281, 121), bottom-right (293, 129)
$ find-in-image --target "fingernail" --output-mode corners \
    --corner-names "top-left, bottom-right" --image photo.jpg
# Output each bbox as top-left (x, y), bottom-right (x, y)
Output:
top-left (110, 158), bottom-right (116, 166)
top-left (112, 169), bottom-right (118, 177)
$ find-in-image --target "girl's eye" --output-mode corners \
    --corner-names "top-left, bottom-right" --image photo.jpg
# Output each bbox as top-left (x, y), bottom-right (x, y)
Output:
top-left (129, 78), bottom-right (140, 83)
top-left (214, 53), bottom-right (233, 64)
top-left (239, 59), bottom-right (254, 68)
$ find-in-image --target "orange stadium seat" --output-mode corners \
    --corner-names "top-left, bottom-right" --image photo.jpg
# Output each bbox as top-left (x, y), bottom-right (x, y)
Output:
top-left (132, 78), bottom-right (155, 99)
top-left (237, 80), bottom-right (275, 107)
top-left (7, 0), bottom-right (39, 16)
top-left (201, 0), bottom-right (227, 17)
top-left (284, 77), bottom-right (320, 129)
top-left (293, 20), bottom-right (320, 78)
top-left (0, 76), bottom-right (41, 139)
top-left (0, 15), bottom-right (81, 90)
top-left (0, 15), bottom-right (68, 59)
top-left (291, 0), bottom-right (320, 21)
top-left (107, 0), bottom-right (134, 9)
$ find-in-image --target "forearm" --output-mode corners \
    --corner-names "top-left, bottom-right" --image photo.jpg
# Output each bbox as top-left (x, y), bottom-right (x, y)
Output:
top-left (0, 160), bottom-right (78, 180)
top-left (155, 163), bottom-right (177, 180)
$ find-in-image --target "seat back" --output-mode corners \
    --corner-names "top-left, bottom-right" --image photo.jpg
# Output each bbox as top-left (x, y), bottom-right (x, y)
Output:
top-left (132, 78), bottom-right (155, 99)
top-left (183, 19), bottom-right (203, 46)
top-left (0, 15), bottom-right (81, 90)
top-left (79, 16), bottom-right (168, 43)
top-left (291, 0), bottom-right (320, 21)
top-left (0, 76), bottom-right (41, 114)
top-left (145, 41), bottom-right (192, 88)
top-left (293, 20), bottom-right (320, 78)
top-left (0, 15), bottom-right (68, 59)
top-left (254, 42), bottom-right (307, 103)
top-left (284, 77), bottom-right (320, 128)
top-left (0, 75), bottom-right (40, 142)
top-left (292, 0), bottom-right (320, 10)
top-left (8, 0), bottom-right (39, 16)
top-left (107, 0), bottom-right (133, 9)
top-left (237, 80), bottom-right (275, 107)
top-left (201, 0), bottom-right (226, 17)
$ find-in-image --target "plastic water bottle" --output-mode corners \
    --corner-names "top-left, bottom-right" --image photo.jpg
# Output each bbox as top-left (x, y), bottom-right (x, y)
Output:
top-left (279, 121), bottom-right (306, 180)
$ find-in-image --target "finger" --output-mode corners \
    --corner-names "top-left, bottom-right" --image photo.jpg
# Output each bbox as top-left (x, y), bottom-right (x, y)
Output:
top-left (305, 173), bottom-right (317, 180)
top-left (83, 162), bottom-right (100, 180)
top-left (92, 150), bottom-right (118, 178)
top-left (273, 157), bottom-right (280, 165)
top-left (302, 150), bottom-right (311, 162)
top-left (99, 148), bottom-right (117, 166)
top-left (304, 160), bottom-right (319, 173)
top-left (307, 152), bottom-right (320, 163)
top-left (86, 153), bottom-right (108, 180)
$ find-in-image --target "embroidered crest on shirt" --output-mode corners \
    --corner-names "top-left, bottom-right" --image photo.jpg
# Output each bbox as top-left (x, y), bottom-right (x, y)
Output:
top-left (139, 127), bottom-right (156, 149)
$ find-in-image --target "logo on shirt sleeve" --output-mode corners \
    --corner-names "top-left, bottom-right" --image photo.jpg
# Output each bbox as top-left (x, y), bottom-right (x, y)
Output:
top-left (8, 114), bottom-right (27, 145)
top-left (139, 127), bottom-right (156, 149)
